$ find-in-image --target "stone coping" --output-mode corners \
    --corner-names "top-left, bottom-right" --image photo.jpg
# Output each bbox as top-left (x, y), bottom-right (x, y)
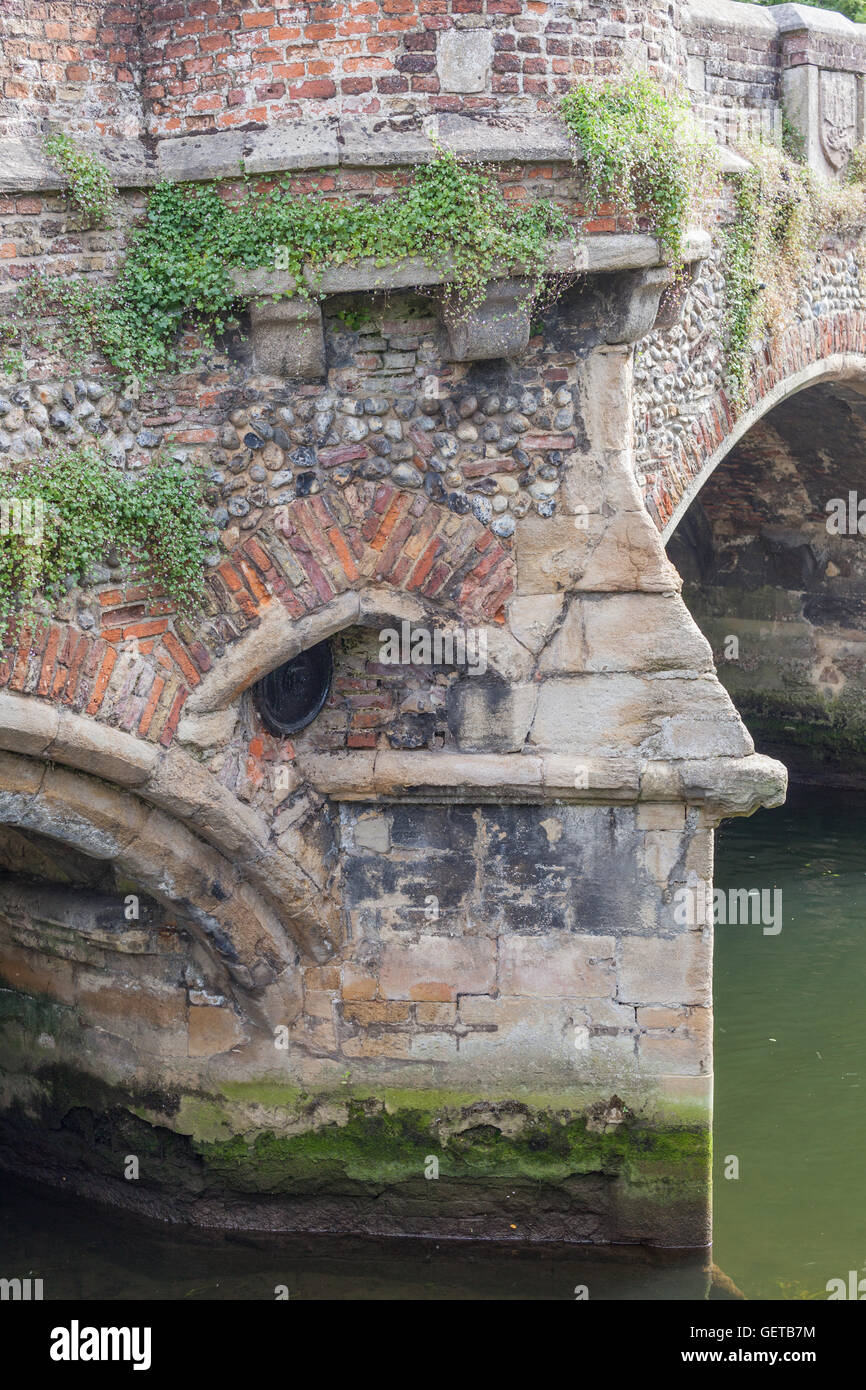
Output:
top-left (297, 748), bottom-right (787, 819)
top-left (0, 114), bottom-right (570, 193)
top-left (0, 105), bottom-right (738, 194)
top-left (230, 229), bottom-right (713, 303)
top-left (0, 686), bottom-right (785, 825)
top-left (687, 0), bottom-right (866, 42)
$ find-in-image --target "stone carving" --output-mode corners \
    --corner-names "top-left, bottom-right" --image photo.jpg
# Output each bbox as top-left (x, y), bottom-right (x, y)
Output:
top-left (820, 69), bottom-right (857, 171)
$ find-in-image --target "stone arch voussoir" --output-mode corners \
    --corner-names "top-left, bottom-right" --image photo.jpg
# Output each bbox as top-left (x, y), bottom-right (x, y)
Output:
top-left (0, 693), bottom-right (340, 966)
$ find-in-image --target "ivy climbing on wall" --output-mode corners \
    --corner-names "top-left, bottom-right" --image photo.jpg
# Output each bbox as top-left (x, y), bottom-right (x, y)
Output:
top-left (723, 139), bottom-right (866, 400)
top-left (8, 148), bottom-right (569, 381)
top-left (0, 447), bottom-right (209, 630)
top-left (560, 73), bottom-right (718, 262)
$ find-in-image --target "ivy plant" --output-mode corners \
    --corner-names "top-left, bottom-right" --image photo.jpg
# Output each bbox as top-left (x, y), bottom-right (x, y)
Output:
top-left (42, 132), bottom-right (116, 227)
top-left (722, 139), bottom-right (866, 400)
top-left (560, 73), bottom-right (717, 261)
top-left (0, 446), bottom-right (209, 627)
top-left (13, 148), bottom-right (569, 380)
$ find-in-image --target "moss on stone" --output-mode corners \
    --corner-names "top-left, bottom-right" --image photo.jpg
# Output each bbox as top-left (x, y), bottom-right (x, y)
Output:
top-left (195, 1096), bottom-right (709, 1196)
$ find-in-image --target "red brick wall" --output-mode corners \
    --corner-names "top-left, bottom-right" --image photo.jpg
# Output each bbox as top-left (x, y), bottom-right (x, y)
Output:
top-left (0, 0), bottom-right (144, 138)
top-left (141, 0), bottom-right (686, 139)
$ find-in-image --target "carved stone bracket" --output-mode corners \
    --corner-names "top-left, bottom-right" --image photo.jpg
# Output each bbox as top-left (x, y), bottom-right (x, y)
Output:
top-left (604, 266), bottom-right (675, 345)
top-left (249, 297), bottom-right (324, 380)
top-left (231, 230), bottom-right (710, 381)
top-left (440, 276), bottom-right (534, 361)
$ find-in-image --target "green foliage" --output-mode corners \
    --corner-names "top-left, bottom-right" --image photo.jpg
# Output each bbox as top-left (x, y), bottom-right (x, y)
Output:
top-left (0, 321), bottom-right (24, 378)
top-left (0, 445), bottom-right (209, 626)
top-left (722, 140), bottom-right (866, 400)
top-left (42, 132), bottom-right (115, 227)
top-left (560, 73), bottom-right (717, 260)
top-left (14, 149), bottom-right (568, 380)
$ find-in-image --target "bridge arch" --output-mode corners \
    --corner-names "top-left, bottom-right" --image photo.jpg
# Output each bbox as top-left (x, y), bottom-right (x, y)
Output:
top-left (651, 315), bottom-right (866, 541)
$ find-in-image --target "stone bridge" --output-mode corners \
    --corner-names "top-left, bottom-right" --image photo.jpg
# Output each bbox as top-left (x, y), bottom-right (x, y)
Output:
top-left (0, 0), bottom-right (864, 1250)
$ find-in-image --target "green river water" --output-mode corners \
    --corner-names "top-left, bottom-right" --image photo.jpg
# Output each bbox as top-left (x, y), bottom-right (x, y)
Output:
top-left (0, 785), bottom-right (862, 1300)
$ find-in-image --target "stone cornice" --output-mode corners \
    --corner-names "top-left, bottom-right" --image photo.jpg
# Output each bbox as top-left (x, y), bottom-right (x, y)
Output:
top-left (298, 749), bottom-right (787, 820)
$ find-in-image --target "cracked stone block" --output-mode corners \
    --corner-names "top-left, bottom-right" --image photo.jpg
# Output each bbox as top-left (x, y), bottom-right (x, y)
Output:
top-left (249, 297), bottom-right (325, 380)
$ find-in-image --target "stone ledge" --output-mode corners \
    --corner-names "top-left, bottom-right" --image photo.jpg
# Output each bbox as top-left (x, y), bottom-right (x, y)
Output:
top-left (297, 748), bottom-right (787, 816)
top-left (0, 136), bottom-right (157, 194)
top-left (232, 230), bottom-right (711, 374)
top-left (231, 230), bottom-right (711, 302)
top-left (0, 105), bottom-right (740, 196)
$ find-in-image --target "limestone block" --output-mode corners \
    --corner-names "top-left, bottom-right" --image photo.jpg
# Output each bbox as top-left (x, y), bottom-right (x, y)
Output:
top-left (0, 944), bottom-right (76, 1004)
top-left (647, 711), bottom-right (753, 760)
top-left (145, 751), bottom-right (270, 856)
top-left (529, 672), bottom-right (749, 758)
top-left (529, 674), bottom-right (662, 755)
top-left (441, 277), bottom-right (533, 361)
top-left (438, 28), bottom-right (494, 93)
top-left (379, 935), bottom-right (495, 1000)
top-left (638, 1030), bottom-right (709, 1076)
top-left (579, 344), bottom-right (633, 455)
top-left (539, 594), bottom-right (713, 675)
top-left (49, 710), bottom-right (158, 786)
top-left (33, 766), bottom-right (145, 860)
top-left (176, 707), bottom-right (239, 749)
top-left (515, 510), bottom-right (679, 595)
top-left (0, 692), bottom-right (58, 757)
top-left (506, 594), bottom-right (565, 654)
top-left (483, 623), bottom-right (536, 682)
top-left (618, 931), bottom-right (711, 1007)
top-left (249, 296), bottom-right (325, 380)
top-left (498, 932), bottom-right (616, 998)
top-left (408, 1032), bottom-right (458, 1060)
top-left (446, 679), bottom-right (537, 753)
top-left (188, 1003), bottom-right (246, 1058)
top-left (352, 812), bottom-right (391, 853)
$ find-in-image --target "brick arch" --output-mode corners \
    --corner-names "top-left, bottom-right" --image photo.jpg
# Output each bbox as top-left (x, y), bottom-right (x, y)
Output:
top-left (0, 485), bottom-right (514, 749)
top-left (649, 314), bottom-right (866, 542)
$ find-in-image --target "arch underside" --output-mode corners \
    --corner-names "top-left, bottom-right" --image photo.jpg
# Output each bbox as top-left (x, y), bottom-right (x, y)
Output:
top-left (658, 343), bottom-right (866, 543)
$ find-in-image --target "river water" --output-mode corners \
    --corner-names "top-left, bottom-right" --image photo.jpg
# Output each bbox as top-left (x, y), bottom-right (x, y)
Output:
top-left (0, 786), bottom-right (861, 1300)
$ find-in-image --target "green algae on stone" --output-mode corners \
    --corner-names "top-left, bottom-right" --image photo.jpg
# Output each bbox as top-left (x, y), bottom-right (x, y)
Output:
top-left (195, 1097), bottom-right (709, 1194)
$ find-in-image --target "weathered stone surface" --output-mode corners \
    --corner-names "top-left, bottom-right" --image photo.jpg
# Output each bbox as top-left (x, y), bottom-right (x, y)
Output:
top-left (249, 297), bottom-right (325, 380)
top-left (446, 679), bottom-right (537, 753)
top-left (441, 277), bottom-right (533, 362)
top-left (188, 1003), bottom-right (246, 1058)
top-left (618, 932), bottom-right (712, 1008)
top-left (437, 28), bottom-right (494, 94)
top-left (499, 932), bottom-right (616, 997)
top-left (379, 936), bottom-right (495, 1000)
top-left (539, 594), bottom-right (713, 674)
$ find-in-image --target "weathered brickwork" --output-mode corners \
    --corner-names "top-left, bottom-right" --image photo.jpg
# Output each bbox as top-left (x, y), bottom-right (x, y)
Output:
top-left (141, 0), bottom-right (686, 137)
top-left (0, 0), bottom-right (144, 138)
